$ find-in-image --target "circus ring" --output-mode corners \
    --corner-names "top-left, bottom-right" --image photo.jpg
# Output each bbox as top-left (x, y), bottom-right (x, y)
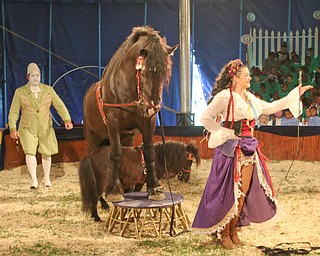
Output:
top-left (1, 126), bottom-right (320, 170)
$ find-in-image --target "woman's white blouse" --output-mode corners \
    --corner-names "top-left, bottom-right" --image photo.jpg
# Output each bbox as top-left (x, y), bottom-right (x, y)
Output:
top-left (201, 87), bottom-right (301, 148)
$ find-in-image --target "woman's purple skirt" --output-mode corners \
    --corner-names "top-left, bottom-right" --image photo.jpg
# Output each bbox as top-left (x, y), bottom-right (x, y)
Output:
top-left (192, 137), bottom-right (276, 233)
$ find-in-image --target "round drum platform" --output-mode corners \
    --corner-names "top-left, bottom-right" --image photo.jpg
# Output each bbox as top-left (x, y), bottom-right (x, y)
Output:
top-left (105, 192), bottom-right (191, 239)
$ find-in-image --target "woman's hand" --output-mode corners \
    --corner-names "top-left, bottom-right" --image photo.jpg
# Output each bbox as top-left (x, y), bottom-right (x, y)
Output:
top-left (233, 133), bottom-right (240, 140)
top-left (298, 84), bottom-right (313, 96)
top-left (10, 130), bottom-right (19, 140)
top-left (64, 122), bottom-right (73, 130)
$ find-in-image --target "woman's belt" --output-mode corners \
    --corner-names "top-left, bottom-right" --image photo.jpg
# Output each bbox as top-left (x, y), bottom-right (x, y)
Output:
top-left (222, 119), bottom-right (256, 137)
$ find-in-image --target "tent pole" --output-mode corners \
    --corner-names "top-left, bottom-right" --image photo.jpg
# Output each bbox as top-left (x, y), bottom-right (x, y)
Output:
top-left (48, 0), bottom-right (52, 85)
top-left (2, 0), bottom-right (8, 127)
top-left (239, 0), bottom-right (243, 60)
top-left (179, 0), bottom-right (191, 114)
top-left (287, 0), bottom-right (292, 50)
top-left (98, 1), bottom-right (102, 78)
top-left (144, 2), bottom-right (148, 26)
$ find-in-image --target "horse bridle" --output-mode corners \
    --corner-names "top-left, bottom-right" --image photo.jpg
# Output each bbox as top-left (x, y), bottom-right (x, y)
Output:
top-left (177, 152), bottom-right (195, 179)
top-left (96, 54), bottom-right (161, 125)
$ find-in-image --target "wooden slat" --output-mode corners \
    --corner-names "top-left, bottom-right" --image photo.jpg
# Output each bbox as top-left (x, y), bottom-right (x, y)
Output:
top-left (3, 130), bottom-right (320, 169)
top-left (254, 130), bottom-right (320, 161)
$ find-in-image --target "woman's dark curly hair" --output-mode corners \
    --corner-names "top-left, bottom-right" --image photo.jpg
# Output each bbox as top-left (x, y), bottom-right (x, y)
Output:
top-left (210, 59), bottom-right (245, 98)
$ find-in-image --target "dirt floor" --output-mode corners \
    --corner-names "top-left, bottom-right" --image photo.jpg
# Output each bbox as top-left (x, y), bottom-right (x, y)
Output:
top-left (0, 159), bottom-right (320, 256)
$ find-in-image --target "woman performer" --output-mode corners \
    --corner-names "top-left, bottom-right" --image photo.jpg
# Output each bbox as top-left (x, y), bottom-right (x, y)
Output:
top-left (192, 59), bottom-right (312, 249)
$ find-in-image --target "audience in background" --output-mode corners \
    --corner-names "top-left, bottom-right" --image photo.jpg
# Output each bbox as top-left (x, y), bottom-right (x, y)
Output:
top-left (312, 73), bottom-right (320, 89)
top-left (279, 58), bottom-right (291, 79)
top-left (291, 54), bottom-right (301, 72)
top-left (250, 42), bottom-right (320, 126)
top-left (278, 82), bottom-right (290, 98)
top-left (258, 114), bottom-right (269, 126)
top-left (276, 41), bottom-right (290, 64)
top-left (265, 75), bottom-right (281, 98)
top-left (304, 56), bottom-right (315, 79)
top-left (311, 93), bottom-right (320, 106)
top-left (250, 74), bottom-right (262, 93)
top-left (285, 74), bottom-right (296, 91)
top-left (303, 107), bottom-right (311, 125)
top-left (307, 105), bottom-right (320, 126)
top-left (259, 83), bottom-right (271, 102)
top-left (307, 47), bottom-right (316, 66)
top-left (263, 52), bottom-right (278, 72)
top-left (280, 109), bottom-right (299, 126)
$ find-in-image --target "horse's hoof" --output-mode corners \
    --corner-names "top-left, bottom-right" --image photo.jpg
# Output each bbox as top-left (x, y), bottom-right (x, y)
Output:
top-left (91, 215), bottom-right (102, 222)
top-left (147, 186), bottom-right (166, 201)
top-left (106, 194), bottom-right (124, 203)
top-left (148, 193), bottom-right (166, 201)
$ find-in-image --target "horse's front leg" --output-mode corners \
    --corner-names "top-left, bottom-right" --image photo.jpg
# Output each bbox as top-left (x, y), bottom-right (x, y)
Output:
top-left (142, 131), bottom-right (166, 201)
top-left (105, 133), bottom-right (124, 202)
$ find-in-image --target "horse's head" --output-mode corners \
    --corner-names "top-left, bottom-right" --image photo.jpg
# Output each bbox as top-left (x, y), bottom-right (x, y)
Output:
top-left (177, 152), bottom-right (193, 183)
top-left (122, 26), bottom-right (178, 115)
top-left (177, 142), bottom-right (201, 183)
top-left (100, 26), bottom-right (178, 119)
top-left (140, 34), bottom-right (178, 91)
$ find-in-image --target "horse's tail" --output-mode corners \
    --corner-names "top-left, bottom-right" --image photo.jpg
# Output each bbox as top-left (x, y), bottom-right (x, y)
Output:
top-left (186, 142), bottom-right (201, 167)
top-left (78, 155), bottom-right (98, 214)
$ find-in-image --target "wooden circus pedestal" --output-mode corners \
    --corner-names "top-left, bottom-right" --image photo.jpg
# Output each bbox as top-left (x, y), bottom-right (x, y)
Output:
top-left (105, 192), bottom-right (191, 239)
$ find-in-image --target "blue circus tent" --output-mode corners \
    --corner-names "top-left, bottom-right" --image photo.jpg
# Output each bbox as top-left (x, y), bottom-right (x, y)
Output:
top-left (0, 0), bottom-right (319, 127)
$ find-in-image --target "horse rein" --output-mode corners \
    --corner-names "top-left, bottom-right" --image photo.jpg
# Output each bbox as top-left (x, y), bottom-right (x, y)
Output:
top-left (177, 152), bottom-right (194, 179)
top-left (96, 54), bottom-right (161, 125)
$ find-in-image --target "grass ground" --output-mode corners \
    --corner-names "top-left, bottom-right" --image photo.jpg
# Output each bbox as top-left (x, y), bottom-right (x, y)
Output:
top-left (0, 160), bottom-right (320, 255)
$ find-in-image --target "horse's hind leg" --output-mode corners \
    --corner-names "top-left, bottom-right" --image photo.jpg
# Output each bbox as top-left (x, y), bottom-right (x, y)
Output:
top-left (99, 196), bottom-right (109, 210)
top-left (91, 198), bottom-right (102, 222)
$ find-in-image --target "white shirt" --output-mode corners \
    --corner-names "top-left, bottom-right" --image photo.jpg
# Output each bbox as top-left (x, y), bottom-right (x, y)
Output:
top-left (201, 87), bottom-right (301, 148)
top-left (29, 84), bottom-right (41, 99)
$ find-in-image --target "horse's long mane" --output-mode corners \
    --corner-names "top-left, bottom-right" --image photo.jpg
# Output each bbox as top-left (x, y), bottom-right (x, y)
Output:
top-left (102, 26), bottom-right (172, 87)
top-left (154, 141), bottom-right (200, 179)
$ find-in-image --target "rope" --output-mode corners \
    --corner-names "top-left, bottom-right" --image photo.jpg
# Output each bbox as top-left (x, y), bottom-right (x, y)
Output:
top-left (285, 70), bottom-right (303, 180)
top-left (1, 25), bottom-right (181, 117)
top-left (157, 109), bottom-right (176, 237)
top-left (1, 25), bottom-right (182, 117)
top-left (257, 242), bottom-right (320, 255)
top-left (161, 104), bottom-right (180, 114)
top-left (0, 25), bottom-right (99, 79)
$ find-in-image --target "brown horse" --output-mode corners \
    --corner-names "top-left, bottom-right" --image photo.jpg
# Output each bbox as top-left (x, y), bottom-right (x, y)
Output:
top-left (78, 141), bottom-right (201, 221)
top-left (83, 26), bottom-right (178, 202)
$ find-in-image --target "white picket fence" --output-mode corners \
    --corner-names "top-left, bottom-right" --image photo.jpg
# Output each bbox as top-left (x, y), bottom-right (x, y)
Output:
top-left (247, 27), bottom-right (319, 69)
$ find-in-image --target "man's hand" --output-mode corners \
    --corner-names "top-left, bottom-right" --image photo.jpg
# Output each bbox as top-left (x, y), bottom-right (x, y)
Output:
top-left (64, 122), bottom-right (73, 130)
top-left (10, 130), bottom-right (19, 140)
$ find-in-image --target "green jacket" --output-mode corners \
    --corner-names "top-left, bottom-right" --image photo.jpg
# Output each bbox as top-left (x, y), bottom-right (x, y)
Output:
top-left (8, 83), bottom-right (71, 137)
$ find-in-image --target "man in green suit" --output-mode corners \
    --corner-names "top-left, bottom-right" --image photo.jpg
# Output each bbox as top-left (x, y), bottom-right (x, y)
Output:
top-left (8, 63), bottom-right (73, 189)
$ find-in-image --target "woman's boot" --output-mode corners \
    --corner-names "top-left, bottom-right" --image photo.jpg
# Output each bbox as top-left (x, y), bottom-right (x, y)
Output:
top-left (221, 224), bottom-right (234, 250)
top-left (230, 227), bottom-right (243, 245)
top-left (230, 214), bottom-right (244, 245)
